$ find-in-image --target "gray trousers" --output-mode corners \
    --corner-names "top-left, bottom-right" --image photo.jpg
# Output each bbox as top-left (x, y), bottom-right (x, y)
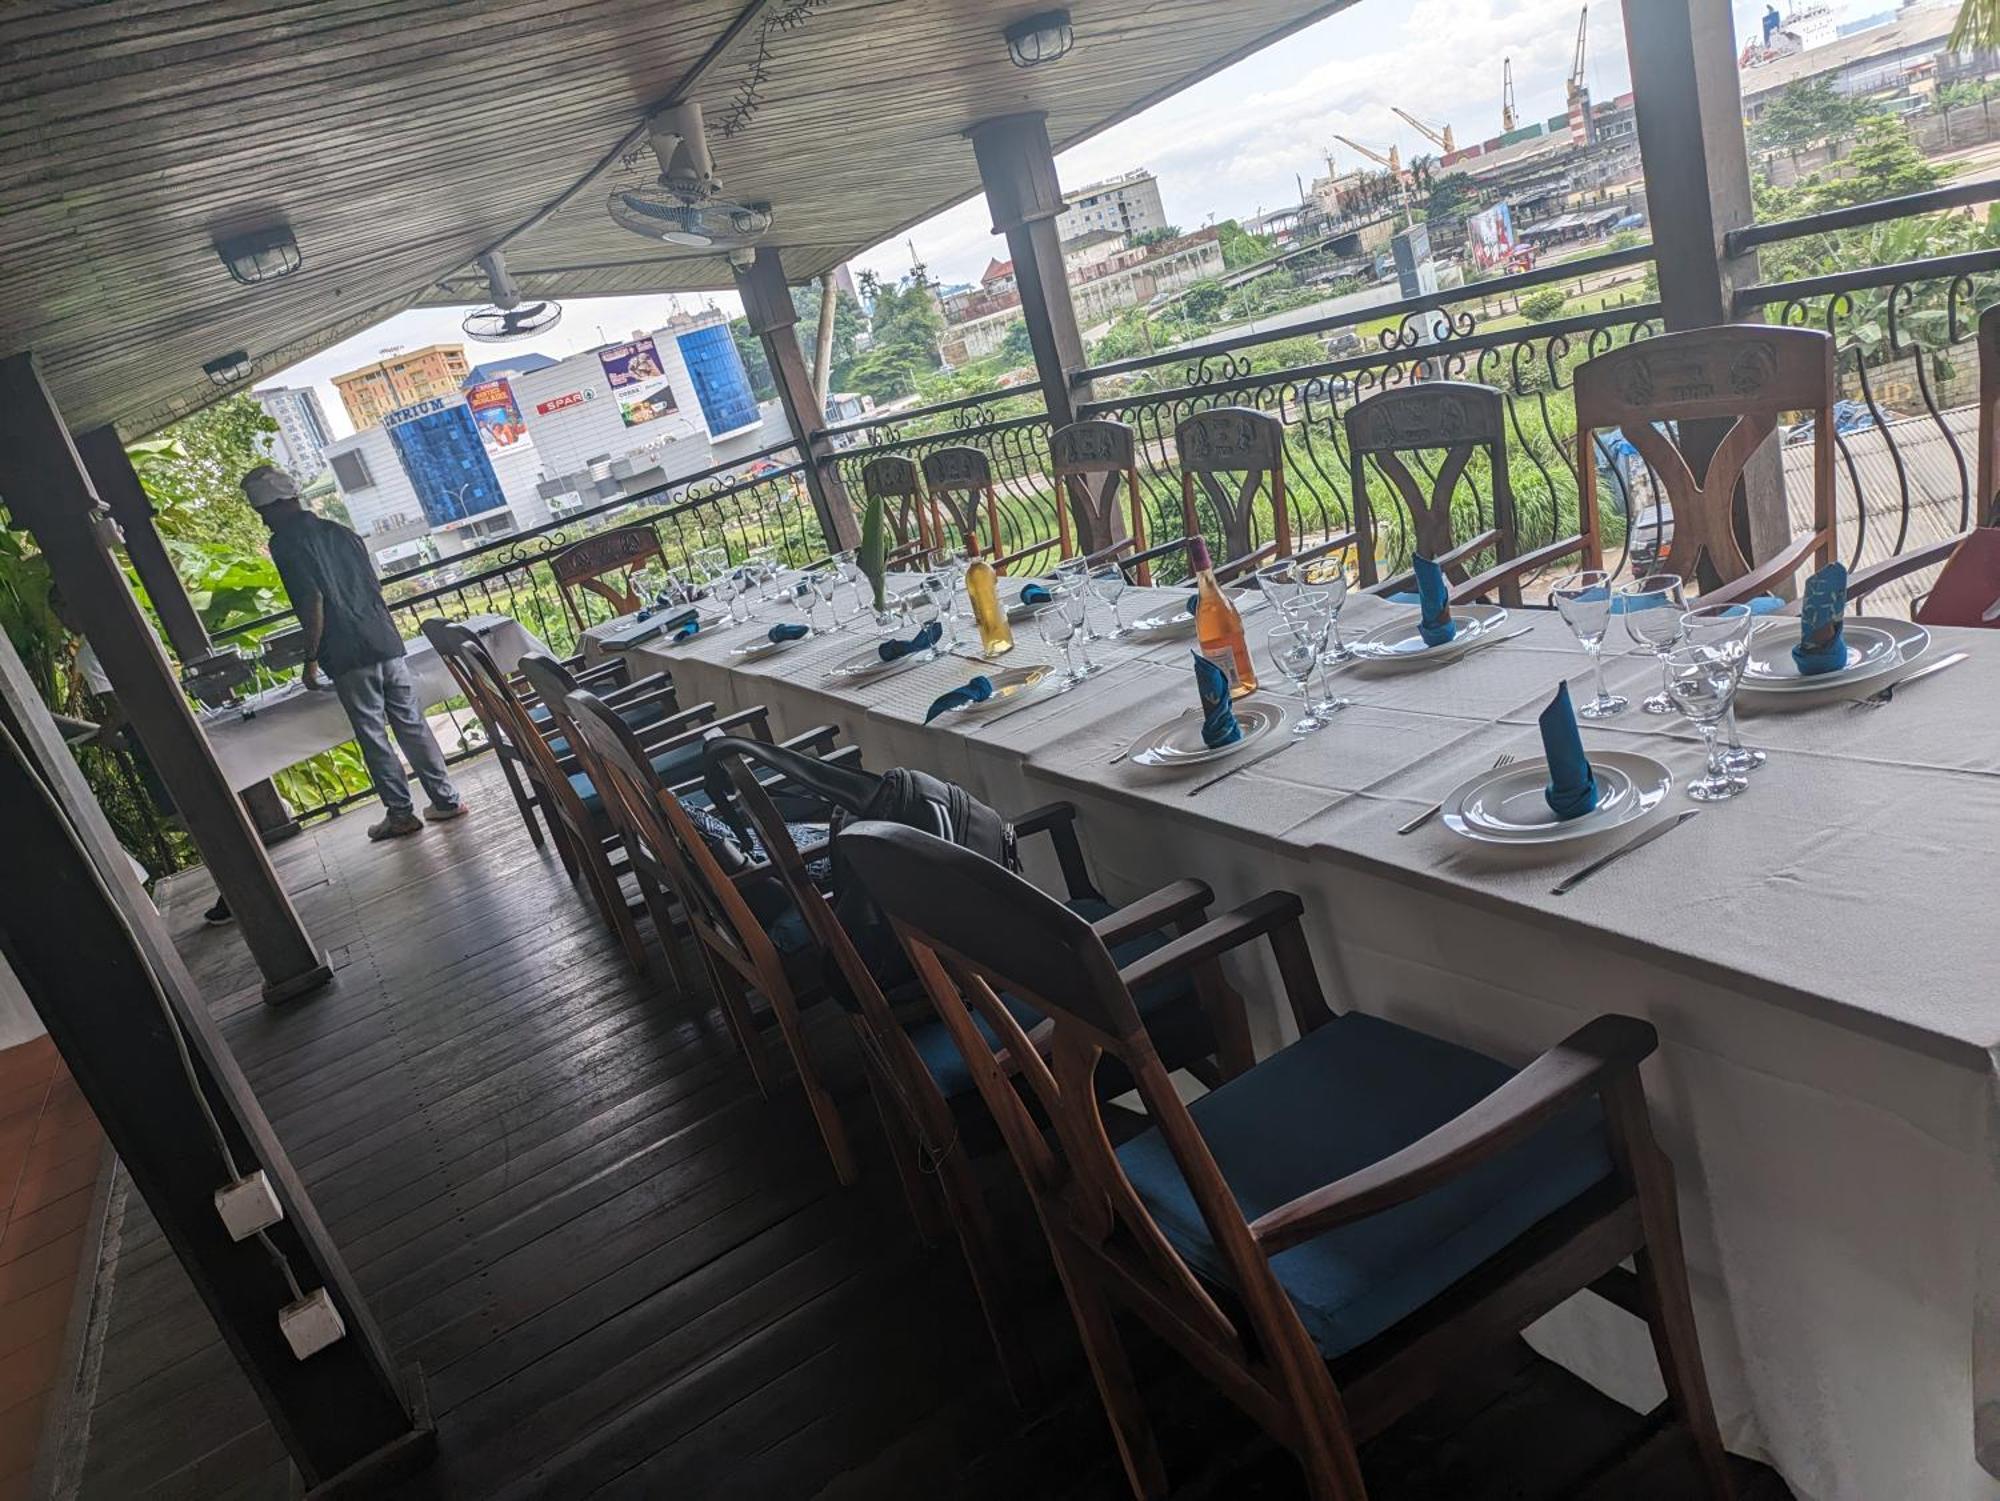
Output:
top-left (332, 656), bottom-right (459, 815)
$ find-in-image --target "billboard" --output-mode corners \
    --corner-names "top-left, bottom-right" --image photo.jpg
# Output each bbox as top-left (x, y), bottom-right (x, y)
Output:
top-left (383, 397), bottom-right (508, 527)
top-left (598, 337), bottom-right (679, 427)
top-left (465, 378), bottom-right (527, 450)
top-left (1465, 203), bottom-right (1519, 273)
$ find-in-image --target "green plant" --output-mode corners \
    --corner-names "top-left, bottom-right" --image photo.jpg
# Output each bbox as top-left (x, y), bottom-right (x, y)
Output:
top-left (1520, 286), bottom-right (1570, 322)
top-left (858, 490), bottom-right (887, 611)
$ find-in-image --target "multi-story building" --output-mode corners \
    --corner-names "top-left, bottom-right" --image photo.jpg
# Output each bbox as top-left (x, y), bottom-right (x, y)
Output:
top-left (1055, 168), bottom-right (1168, 244)
top-left (329, 343), bottom-right (472, 431)
top-left (252, 384), bottom-right (333, 481)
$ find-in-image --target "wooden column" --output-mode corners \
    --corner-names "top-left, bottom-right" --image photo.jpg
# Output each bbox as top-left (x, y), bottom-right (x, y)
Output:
top-left (0, 626), bottom-right (428, 1494)
top-left (1622, 0), bottom-right (1790, 568)
top-left (965, 112), bottom-right (1102, 552)
top-left (733, 247), bottom-right (860, 553)
top-left (0, 354), bottom-right (330, 1003)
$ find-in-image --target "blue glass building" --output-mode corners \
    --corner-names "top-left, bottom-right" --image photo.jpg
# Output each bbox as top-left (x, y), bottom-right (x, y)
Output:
top-left (675, 324), bottom-right (762, 439)
top-left (383, 399), bottom-right (508, 526)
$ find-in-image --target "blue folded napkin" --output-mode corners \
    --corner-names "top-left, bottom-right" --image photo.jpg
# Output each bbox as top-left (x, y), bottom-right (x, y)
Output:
top-left (1540, 681), bottom-right (1600, 821)
top-left (767, 622), bottom-right (810, 643)
top-left (1413, 554), bottom-right (1456, 647)
top-left (877, 620), bottom-right (942, 663)
top-left (1019, 582), bottom-right (1052, 606)
top-left (667, 610), bottom-right (700, 643)
top-left (924, 675), bottom-right (994, 723)
top-left (1185, 593), bottom-right (1200, 616)
top-left (1193, 651), bottom-right (1242, 748)
top-left (1791, 561), bottom-right (1850, 675)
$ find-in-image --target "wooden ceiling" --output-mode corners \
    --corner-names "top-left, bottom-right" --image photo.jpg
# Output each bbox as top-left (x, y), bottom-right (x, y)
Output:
top-left (1, 0), bottom-right (1352, 439)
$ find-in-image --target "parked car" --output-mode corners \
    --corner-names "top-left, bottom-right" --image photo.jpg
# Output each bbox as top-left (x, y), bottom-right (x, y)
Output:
top-left (1629, 503), bottom-right (1673, 575)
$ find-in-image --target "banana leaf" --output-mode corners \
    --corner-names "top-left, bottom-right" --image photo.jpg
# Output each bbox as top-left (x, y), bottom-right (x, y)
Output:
top-left (858, 493), bottom-right (887, 611)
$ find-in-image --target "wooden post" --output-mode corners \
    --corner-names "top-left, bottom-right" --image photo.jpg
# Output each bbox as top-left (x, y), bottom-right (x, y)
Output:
top-left (965, 112), bottom-right (1103, 551)
top-left (0, 354), bottom-right (330, 1003)
top-left (732, 247), bottom-right (861, 553)
top-left (1622, 0), bottom-right (1790, 569)
top-left (0, 626), bottom-right (428, 1494)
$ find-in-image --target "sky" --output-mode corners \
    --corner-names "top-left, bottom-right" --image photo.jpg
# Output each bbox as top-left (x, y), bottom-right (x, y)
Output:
top-left (266, 0), bottom-right (1909, 438)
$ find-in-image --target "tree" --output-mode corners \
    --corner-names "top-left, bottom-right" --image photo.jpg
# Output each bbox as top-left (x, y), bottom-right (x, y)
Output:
top-left (131, 395), bottom-right (280, 563)
top-left (1750, 78), bottom-right (1875, 151)
top-left (1130, 225), bottom-right (1184, 248)
top-left (729, 282), bottom-right (868, 404)
top-left (728, 317), bottom-right (778, 403)
top-left (1424, 172), bottom-right (1476, 227)
top-left (997, 319), bottom-right (1035, 366)
top-left (1180, 280), bottom-right (1228, 322)
top-left (840, 274), bottom-right (945, 401)
top-left (1214, 218), bottom-right (1276, 270)
top-left (1798, 113), bottom-right (1941, 213)
top-left (1519, 286), bottom-right (1569, 322)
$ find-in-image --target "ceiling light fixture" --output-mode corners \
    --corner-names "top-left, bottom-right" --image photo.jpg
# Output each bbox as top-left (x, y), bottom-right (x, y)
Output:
top-left (214, 225), bottom-right (304, 285)
top-left (202, 351), bottom-right (253, 388)
top-left (1003, 9), bottom-right (1074, 67)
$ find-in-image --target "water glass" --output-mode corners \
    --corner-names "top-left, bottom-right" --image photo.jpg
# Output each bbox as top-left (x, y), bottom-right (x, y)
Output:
top-left (1088, 564), bottom-right (1129, 637)
top-left (1617, 574), bottom-right (1687, 715)
top-left (1266, 621), bottom-right (1332, 733)
top-left (1054, 556), bottom-right (1098, 640)
top-left (1663, 642), bottom-right (1749, 801)
top-left (1682, 602), bottom-right (1766, 773)
top-left (1296, 554), bottom-right (1354, 662)
top-left (786, 577), bottom-right (823, 635)
top-left (920, 572), bottom-right (960, 651)
top-left (1552, 570), bottom-right (1628, 719)
top-left (1035, 605), bottom-right (1097, 682)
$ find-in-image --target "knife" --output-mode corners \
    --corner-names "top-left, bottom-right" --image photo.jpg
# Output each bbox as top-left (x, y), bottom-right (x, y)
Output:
top-left (1848, 650), bottom-right (1968, 707)
top-left (1184, 735), bottom-right (1304, 797)
top-left (1550, 810), bottom-right (1700, 896)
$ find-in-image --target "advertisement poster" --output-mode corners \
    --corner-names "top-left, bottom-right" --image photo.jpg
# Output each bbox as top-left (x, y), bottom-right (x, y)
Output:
top-left (1464, 203), bottom-right (1518, 273)
top-left (598, 338), bottom-right (679, 427)
top-left (465, 378), bottom-right (527, 449)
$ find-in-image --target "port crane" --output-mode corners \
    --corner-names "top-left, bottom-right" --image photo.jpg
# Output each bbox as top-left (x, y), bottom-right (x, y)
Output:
top-left (1502, 58), bottom-right (1517, 131)
top-left (1390, 106), bottom-right (1456, 155)
top-left (1333, 134), bottom-right (1402, 176)
top-left (1566, 5), bottom-right (1595, 145)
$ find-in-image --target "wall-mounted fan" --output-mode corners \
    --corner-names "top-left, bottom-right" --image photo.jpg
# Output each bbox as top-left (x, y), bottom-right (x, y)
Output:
top-left (461, 250), bottom-right (562, 341)
top-left (608, 102), bottom-right (772, 249)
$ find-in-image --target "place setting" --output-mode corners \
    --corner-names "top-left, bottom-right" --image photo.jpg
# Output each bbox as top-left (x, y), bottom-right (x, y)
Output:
top-left (1343, 555), bottom-right (1518, 670)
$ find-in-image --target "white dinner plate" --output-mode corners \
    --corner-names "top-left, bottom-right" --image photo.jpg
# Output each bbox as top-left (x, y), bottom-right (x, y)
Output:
top-left (1737, 616), bottom-right (1928, 695)
top-left (1440, 749), bottom-right (1673, 845)
top-left (731, 631), bottom-right (807, 659)
top-left (1125, 590), bottom-right (1261, 640)
top-left (937, 663), bottom-right (1054, 712)
top-left (1124, 700), bottom-right (1286, 767)
top-left (1348, 603), bottom-right (1510, 668)
top-left (824, 639), bottom-right (938, 680)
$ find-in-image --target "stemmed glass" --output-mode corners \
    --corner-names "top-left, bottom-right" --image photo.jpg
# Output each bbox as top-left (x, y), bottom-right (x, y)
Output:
top-left (1088, 564), bottom-right (1130, 638)
top-left (1274, 592), bottom-right (1352, 718)
top-left (1682, 602), bottom-right (1765, 773)
top-left (632, 565), bottom-right (670, 612)
top-left (1296, 554), bottom-right (1354, 663)
top-left (1036, 605), bottom-right (1096, 683)
top-left (1663, 642), bottom-right (1749, 801)
top-left (1054, 556), bottom-right (1098, 640)
top-left (1617, 574), bottom-right (1687, 715)
top-left (786, 576), bottom-right (824, 636)
top-left (1267, 621), bottom-right (1340, 733)
top-left (920, 571), bottom-right (961, 653)
top-left (1552, 570), bottom-right (1628, 719)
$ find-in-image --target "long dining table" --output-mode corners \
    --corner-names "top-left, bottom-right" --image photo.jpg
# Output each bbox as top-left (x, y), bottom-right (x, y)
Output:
top-left (597, 574), bottom-right (2000, 1501)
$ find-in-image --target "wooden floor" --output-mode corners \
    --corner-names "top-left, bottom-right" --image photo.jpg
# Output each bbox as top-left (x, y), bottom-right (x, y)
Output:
top-left (56, 758), bottom-right (1793, 1500)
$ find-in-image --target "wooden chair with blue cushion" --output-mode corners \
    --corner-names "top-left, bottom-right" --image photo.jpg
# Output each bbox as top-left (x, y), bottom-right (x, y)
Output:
top-left (422, 618), bottom-right (573, 860)
top-left (841, 820), bottom-right (1731, 1501)
top-left (710, 742), bottom-right (1253, 1404)
top-left (1576, 324), bottom-right (1835, 611)
top-left (1345, 381), bottom-right (1587, 607)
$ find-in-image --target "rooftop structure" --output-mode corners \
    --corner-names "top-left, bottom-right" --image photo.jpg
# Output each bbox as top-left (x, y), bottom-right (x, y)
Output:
top-left (328, 343), bottom-right (471, 431)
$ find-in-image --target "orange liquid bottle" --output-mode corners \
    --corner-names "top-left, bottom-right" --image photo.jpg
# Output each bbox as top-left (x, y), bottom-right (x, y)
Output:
top-left (1187, 537), bottom-right (1257, 698)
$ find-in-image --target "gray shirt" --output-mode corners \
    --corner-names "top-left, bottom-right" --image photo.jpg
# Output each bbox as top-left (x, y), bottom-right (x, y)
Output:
top-left (266, 514), bottom-right (405, 677)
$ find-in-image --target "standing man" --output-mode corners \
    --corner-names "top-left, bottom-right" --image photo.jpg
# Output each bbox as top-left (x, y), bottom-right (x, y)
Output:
top-left (242, 465), bottom-right (466, 841)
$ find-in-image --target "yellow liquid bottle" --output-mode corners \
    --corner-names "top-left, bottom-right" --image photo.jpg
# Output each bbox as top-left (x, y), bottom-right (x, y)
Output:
top-left (966, 554), bottom-right (1014, 657)
top-left (1188, 537), bottom-right (1257, 698)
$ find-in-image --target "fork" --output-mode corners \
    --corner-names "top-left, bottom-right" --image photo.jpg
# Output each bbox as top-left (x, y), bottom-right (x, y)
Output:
top-left (1398, 752), bottom-right (1517, 835)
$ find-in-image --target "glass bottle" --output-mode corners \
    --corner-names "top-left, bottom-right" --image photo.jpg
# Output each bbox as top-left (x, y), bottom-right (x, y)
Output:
top-left (965, 547), bottom-right (1014, 657)
top-left (1189, 537), bottom-right (1257, 697)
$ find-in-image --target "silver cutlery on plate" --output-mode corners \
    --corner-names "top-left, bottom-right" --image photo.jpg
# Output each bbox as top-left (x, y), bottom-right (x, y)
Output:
top-left (1550, 809), bottom-right (1700, 896)
top-left (1398, 753), bottom-right (1518, 835)
top-left (1848, 651), bottom-right (1968, 709)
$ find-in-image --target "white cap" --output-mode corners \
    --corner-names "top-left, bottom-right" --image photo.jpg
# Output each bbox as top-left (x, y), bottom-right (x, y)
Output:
top-left (241, 464), bottom-right (300, 509)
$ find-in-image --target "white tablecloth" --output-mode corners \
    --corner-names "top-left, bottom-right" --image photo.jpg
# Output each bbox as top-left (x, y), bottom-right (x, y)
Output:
top-left (199, 614), bottom-right (545, 790)
top-left (626, 580), bottom-right (2000, 1501)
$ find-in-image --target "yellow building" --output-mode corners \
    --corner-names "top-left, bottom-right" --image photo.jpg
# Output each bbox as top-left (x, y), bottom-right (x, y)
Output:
top-left (329, 343), bottom-right (471, 431)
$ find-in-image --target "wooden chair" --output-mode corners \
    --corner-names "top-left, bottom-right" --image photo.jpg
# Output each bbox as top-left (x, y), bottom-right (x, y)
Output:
top-left (1176, 406), bottom-right (1293, 578)
top-left (711, 742), bottom-right (1253, 1401)
top-left (562, 693), bottom-right (859, 1184)
top-left (549, 522), bottom-right (669, 636)
top-left (1575, 325), bottom-right (1835, 607)
top-left (1051, 419), bottom-right (1150, 582)
top-left (858, 454), bottom-right (939, 565)
top-left (421, 618), bottom-right (565, 855)
top-left (1344, 381), bottom-right (1590, 606)
top-left (841, 821), bottom-right (1732, 1501)
top-left (923, 444), bottom-right (1069, 575)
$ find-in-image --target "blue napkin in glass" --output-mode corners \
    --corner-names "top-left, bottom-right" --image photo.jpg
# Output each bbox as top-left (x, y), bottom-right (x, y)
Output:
top-left (924, 675), bottom-right (994, 723)
top-left (878, 620), bottom-right (942, 663)
top-left (767, 622), bottom-right (810, 643)
top-left (1790, 561), bottom-right (1850, 675)
top-left (1193, 651), bottom-right (1242, 748)
top-left (1413, 554), bottom-right (1457, 647)
top-left (1540, 681), bottom-right (1600, 821)
top-left (1019, 582), bottom-right (1052, 606)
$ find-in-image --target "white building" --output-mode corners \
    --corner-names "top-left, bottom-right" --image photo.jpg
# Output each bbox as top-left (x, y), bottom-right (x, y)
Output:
top-left (1056, 169), bottom-right (1168, 244)
top-left (254, 384), bottom-right (334, 481)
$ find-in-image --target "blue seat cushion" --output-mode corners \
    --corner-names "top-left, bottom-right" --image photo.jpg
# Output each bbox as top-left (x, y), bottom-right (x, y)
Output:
top-left (567, 737), bottom-right (708, 821)
top-left (544, 696), bottom-right (673, 760)
top-left (1115, 1012), bottom-right (1613, 1360)
top-left (904, 896), bottom-right (1207, 1101)
top-left (1385, 589), bottom-right (1422, 606)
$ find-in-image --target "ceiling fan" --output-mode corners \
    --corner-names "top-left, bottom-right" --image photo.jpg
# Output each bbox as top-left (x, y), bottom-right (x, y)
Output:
top-left (607, 102), bottom-right (772, 250)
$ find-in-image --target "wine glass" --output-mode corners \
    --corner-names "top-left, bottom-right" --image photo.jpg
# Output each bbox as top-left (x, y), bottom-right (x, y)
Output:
top-left (920, 572), bottom-right (961, 652)
top-left (1552, 570), bottom-right (1628, 719)
top-left (1267, 621), bottom-right (1331, 733)
top-left (1681, 602), bottom-right (1765, 773)
top-left (1035, 605), bottom-right (1094, 683)
top-left (1663, 642), bottom-right (1749, 801)
top-left (631, 565), bottom-right (670, 613)
top-left (1255, 559), bottom-right (1304, 612)
top-left (1617, 574), bottom-right (1687, 715)
top-left (1275, 593), bottom-right (1352, 717)
top-left (1054, 556), bottom-right (1097, 640)
top-left (1296, 553), bottom-right (1354, 662)
top-left (786, 576), bottom-right (822, 635)
top-left (1088, 563), bottom-right (1129, 638)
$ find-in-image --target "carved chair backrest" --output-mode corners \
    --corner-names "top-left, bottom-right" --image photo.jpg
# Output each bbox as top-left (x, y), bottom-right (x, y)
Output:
top-left (548, 523), bottom-right (667, 634)
top-left (840, 820), bottom-right (1330, 1395)
top-left (1343, 382), bottom-right (1522, 588)
top-left (1574, 325), bottom-right (1837, 597)
top-left (1174, 407), bottom-right (1291, 567)
top-left (920, 445), bottom-right (1000, 556)
top-left (860, 454), bottom-right (939, 555)
top-left (1050, 419), bottom-right (1145, 579)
